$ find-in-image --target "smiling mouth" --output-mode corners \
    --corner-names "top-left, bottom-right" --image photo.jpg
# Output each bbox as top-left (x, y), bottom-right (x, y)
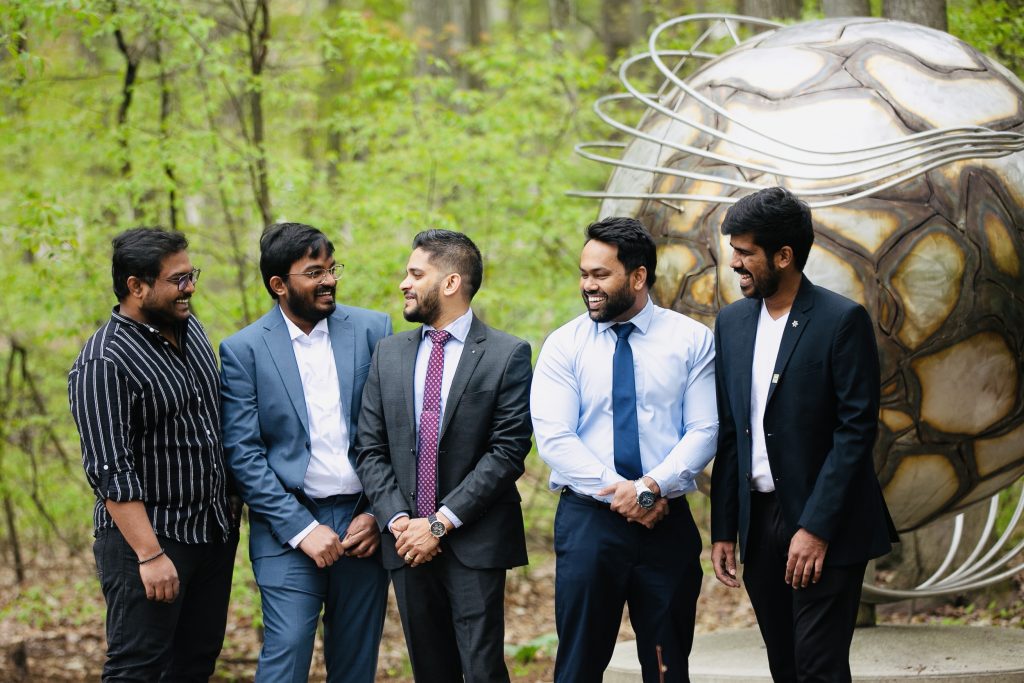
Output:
top-left (584, 293), bottom-right (605, 307)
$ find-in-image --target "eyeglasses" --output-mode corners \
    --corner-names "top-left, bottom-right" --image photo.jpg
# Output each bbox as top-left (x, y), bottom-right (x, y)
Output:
top-left (165, 269), bottom-right (201, 292)
top-left (285, 265), bottom-right (344, 284)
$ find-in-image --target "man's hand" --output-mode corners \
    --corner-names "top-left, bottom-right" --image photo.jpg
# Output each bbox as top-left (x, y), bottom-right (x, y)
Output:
top-left (597, 478), bottom-right (668, 529)
top-left (711, 541), bottom-right (740, 588)
top-left (786, 528), bottom-right (828, 588)
top-left (341, 513), bottom-right (380, 559)
top-left (298, 524), bottom-right (345, 569)
top-left (139, 553), bottom-right (180, 602)
top-left (394, 517), bottom-right (442, 567)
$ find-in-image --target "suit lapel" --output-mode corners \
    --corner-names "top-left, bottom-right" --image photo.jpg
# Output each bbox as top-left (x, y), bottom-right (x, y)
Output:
top-left (402, 329), bottom-right (420, 432)
top-left (263, 307), bottom-right (310, 438)
top-left (327, 310), bottom-right (355, 432)
top-left (735, 300), bottom-right (759, 430)
top-left (766, 276), bottom-right (815, 406)
top-left (439, 316), bottom-right (486, 442)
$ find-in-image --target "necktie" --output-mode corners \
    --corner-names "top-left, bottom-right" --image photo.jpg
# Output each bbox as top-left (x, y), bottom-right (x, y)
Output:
top-left (612, 322), bottom-right (643, 480)
top-left (417, 329), bottom-right (451, 517)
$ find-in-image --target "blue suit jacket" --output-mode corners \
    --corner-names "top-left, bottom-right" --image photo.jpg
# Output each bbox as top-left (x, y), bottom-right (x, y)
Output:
top-left (220, 304), bottom-right (392, 559)
top-left (710, 276), bottom-right (897, 566)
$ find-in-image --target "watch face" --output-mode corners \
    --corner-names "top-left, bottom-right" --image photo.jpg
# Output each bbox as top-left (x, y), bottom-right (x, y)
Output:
top-left (638, 491), bottom-right (656, 509)
top-left (430, 520), bottom-right (446, 537)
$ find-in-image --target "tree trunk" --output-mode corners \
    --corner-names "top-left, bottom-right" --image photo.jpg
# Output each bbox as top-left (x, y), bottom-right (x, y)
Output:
top-left (155, 38), bottom-right (178, 231)
top-left (822, 0), bottom-right (871, 16)
top-left (249, 0), bottom-right (272, 226)
top-left (601, 0), bottom-right (649, 61)
top-left (882, 0), bottom-right (947, 31)
top-left (111, 16), bottom-right (142, 218)
top-left (549, 0), bottom-right (573, 32)
top-left (411, 0), bottom-right (453, 76)
top-left (739, 0), bottom-right (802, 19)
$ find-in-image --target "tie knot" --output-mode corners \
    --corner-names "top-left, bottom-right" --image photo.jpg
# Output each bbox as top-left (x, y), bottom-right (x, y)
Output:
top-left (428, 329), bottom-right (452, 346)
top-left (614, 322), bottom-right (636, 340)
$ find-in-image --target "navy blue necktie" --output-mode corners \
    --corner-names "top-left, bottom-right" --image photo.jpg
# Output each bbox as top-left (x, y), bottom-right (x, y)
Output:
top-left (612, 322), bottom-right (643, 480)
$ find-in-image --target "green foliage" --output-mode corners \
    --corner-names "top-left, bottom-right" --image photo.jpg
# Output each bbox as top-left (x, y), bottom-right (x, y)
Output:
top-left (504, 631), bottom-right (559, 665)
top-left (949, 0), bottom-right (1024, 78)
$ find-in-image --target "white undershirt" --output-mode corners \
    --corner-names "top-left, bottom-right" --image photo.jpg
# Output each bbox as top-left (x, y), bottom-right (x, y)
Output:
top-left (750, 301), bottom-right (789, 493)
top-left (283, 315), bottom-right (361, 548)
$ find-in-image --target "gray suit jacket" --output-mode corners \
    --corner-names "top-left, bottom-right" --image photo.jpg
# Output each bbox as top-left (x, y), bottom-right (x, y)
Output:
top-left (354, 315), bottom-right (533, 571)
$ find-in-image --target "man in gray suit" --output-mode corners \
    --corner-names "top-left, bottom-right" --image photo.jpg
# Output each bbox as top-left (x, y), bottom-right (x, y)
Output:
top-left (355, 229), bottom-right (533, 683)
top-left (220, 222), bottom-right (391, 682)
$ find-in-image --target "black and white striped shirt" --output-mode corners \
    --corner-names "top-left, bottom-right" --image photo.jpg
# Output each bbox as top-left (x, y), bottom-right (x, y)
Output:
top-left (68, 308), bottom-right (231, 544)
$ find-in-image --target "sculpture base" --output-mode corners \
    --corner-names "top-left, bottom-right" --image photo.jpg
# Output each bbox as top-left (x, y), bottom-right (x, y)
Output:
top-left (604, 626), bottom-right (1024, 682)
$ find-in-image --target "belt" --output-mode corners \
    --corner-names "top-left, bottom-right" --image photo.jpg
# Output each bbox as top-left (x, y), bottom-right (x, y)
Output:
top-left (310, 493), bottom-right (361, 505)
top-left (561, 487), bottom-right (689, 509)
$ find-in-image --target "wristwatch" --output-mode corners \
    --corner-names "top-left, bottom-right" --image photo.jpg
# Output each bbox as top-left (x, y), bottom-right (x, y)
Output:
top-left (634, 479), bottom-right (657, 509)
top-left (428, 513), bottom-right (447, 538)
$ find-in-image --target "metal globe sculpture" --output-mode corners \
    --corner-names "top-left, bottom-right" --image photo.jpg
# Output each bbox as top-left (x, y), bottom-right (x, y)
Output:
top-left (572, 15), bottom-right (1024, 596)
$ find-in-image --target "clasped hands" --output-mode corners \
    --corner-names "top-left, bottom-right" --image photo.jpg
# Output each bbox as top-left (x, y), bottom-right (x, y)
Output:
top-left (597, 477), bottom-right (669, 529)
top-left (392, 514), bottom-right (448, 567)
top-left (298, 513), bottom-right (380, 569)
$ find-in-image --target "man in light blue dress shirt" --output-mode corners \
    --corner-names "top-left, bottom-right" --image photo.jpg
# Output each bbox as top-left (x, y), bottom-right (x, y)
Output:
top-left (532, 216), bottom-right (718, 682)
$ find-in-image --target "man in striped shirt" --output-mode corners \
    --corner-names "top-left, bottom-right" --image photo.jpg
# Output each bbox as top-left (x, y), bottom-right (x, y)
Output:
top-left (68, 227), bottom-right (238, 681)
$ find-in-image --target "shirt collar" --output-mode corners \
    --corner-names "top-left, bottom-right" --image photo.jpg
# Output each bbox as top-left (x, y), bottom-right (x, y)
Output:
top-left (283, 313), bottom-right (329, 343)
top-left (111, 305), bottom-right (185, 339)
top-left (421, 307), bottom-right (474, 344)
top-left (596, 296), bottom-right (654, 336)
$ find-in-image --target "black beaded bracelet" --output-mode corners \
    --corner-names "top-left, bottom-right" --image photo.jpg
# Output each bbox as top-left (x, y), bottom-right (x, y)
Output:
top-left (138, 548), bottom-right (166, 565)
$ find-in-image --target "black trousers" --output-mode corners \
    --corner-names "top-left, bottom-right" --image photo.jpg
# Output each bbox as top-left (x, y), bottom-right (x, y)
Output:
top-left (553, 490), bottom-right (703, 683)
top-left (93, 526), bottom-right (238, 682)
top-left (743, 492), bottom-right (866, 683)
top-left (391, 547), bottom-right (509, 683)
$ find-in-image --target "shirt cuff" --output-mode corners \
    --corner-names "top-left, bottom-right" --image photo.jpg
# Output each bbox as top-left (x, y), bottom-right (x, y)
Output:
top-left (287, 520), bottom-right (319, 549)
top-left (387, 512), bottom-right (409, 535)
top-left (439, 505), bottom-right (463, 529)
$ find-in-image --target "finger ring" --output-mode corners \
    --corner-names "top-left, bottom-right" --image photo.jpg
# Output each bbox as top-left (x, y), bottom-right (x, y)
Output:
top-left (405, 553), bottom-right (414, 562)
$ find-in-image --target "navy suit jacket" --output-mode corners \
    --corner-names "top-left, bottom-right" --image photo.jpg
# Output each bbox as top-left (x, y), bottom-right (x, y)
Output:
top-left (354, 315), bottom-right (533, 571)
top-left (710, 276), bottom-right (897, 566)
top-left (220, 304), bottom-right (392, 560)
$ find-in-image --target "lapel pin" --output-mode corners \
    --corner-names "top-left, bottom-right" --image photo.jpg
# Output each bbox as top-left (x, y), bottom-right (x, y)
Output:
top-left (772, 373), bottom-right (780, 384)
top-left (791, 320), bottom-right (799, 328)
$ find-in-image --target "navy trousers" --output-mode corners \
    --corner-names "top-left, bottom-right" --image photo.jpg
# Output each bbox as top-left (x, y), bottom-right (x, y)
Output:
top-left (93, 526), bottom-right (238, 682)
top-left (252, 495), bottom-right (389, 683)
top-left (553, 490), bottom-right (703, 683)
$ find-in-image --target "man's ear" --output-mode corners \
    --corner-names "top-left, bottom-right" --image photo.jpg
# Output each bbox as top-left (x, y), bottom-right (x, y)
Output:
top-left (268, 275), bottom-right (288, 298)
top-left (442, 272), bottom-right (462, 297)
top-left (126, 275), bottom-right (145, 299)
top-left (632, 266), bottom-right (648, 291)
top-left (775, 246), bottom-right (794, 270)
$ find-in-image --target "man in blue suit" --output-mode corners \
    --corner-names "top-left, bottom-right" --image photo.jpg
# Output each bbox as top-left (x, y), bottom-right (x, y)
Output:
top-left (220, 222), bottom-right (391, 682)
top-left (711, 188), bottom-right (897, 682)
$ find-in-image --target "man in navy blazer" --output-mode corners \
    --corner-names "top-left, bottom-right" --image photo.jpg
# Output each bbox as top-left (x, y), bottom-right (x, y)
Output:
top-left (711, 188), bottom-right (897, 682)
top-left (220, 222), bottom-right (391, 682)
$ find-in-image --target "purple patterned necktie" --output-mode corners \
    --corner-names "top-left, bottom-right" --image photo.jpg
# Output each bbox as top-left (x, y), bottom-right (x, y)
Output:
top-left (416, 329), bottom-right (451, 518)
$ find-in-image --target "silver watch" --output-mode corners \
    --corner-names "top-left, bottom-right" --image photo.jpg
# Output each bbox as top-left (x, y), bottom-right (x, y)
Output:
top-left (634, 479), bottom-right (656, 509)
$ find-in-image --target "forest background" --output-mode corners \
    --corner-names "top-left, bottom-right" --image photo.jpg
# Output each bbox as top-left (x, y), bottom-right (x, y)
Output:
top-left (0, 0), bottom-right (1022, 680)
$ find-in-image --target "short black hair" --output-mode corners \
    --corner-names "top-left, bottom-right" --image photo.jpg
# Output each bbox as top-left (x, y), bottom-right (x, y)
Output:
top-left (412, 229), bottom-right (484, 300)
top-left (721, 187), bottom-right (814, 271)
top-left (111, 227), bottom-right (189, 300)
top-left (584, 216), bottom-right (658, 289)
top-left (260, 222), bottom-right (335, 299)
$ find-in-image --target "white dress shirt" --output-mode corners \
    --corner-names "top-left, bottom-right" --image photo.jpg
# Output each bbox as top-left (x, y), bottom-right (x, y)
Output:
top-left (388, 308), bottom-right (475, 531)
top-left (750, 301), bottom-right (789, 492)
top-left (532, 297), bottom-right (719, 500)
top-left (283, 316), bottom-right (362, 548)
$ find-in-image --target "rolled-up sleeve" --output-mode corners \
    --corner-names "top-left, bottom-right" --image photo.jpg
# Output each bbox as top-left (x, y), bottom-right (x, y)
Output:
top-left (68, 359), bottom-right (143, 502)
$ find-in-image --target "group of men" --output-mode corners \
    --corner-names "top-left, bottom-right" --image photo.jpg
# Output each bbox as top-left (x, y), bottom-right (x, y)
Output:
top-left (69, 186), bottom-right (897, 682)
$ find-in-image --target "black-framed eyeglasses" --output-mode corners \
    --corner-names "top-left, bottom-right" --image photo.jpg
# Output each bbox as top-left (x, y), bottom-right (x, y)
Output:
top-left (165, 269), bottom-right (201, 292)
top-left (284, 265), bottom-right (343, 284)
